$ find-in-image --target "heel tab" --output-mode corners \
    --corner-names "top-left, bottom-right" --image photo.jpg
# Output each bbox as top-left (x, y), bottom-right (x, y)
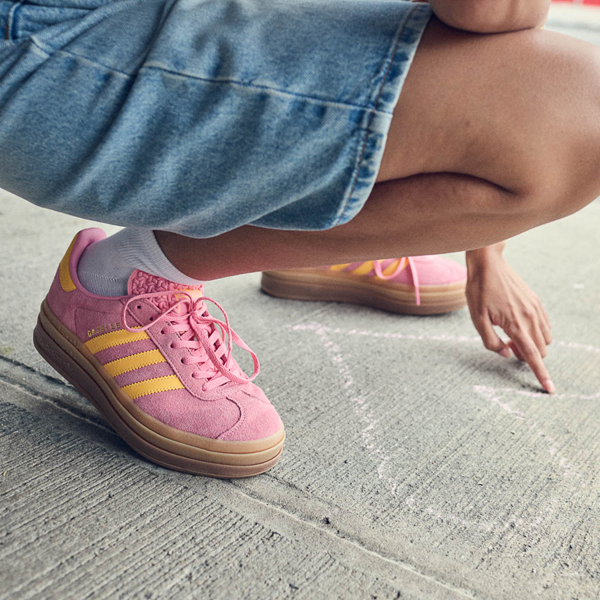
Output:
top-left (58, 235), bottom-right (78, 292)
top-left (58, 228), bottom-right (107, 292)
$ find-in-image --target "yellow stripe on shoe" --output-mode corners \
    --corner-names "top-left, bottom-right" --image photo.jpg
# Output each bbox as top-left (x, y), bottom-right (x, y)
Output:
top-left (85, 328), bottom-right (150, 353)
top-left (350, 261), bottom-right (374, 276)
top-left (382, 258), bottom-right (408, 277)
top-left (59, 236), bottom-right (78, 292)
top-left (103, 349), bottom-right (167, 377)
top-left (329, 263), bottom-right (350, 272)
top-left (121, 375), bottom-right (185, 400)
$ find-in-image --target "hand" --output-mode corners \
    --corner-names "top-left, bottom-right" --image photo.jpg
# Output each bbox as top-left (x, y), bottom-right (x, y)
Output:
top-left (465, 243), bottom-right (554, 393)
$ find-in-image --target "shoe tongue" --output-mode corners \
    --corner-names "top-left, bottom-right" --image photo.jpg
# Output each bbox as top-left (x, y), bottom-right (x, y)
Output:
top-left (128, 270), bottom-right (204, 310)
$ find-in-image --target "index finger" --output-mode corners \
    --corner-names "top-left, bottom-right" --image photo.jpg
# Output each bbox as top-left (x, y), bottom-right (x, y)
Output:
top-left (511, 331), bottom-right (555, 394)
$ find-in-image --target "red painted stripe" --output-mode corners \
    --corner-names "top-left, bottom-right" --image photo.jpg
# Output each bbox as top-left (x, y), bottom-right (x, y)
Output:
top-left (553, 0), bottom-right (600, 5)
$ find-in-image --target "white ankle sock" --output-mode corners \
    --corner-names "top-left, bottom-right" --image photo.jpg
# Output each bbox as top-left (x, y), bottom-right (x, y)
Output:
top-left (77, 228), bottom-right (204, 296)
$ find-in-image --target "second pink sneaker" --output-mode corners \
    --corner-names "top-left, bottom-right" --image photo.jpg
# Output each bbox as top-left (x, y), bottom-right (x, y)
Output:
top-left (34, 229), bottom-right (284, 478)
top-left (261, 256), bottom-right (467, 315)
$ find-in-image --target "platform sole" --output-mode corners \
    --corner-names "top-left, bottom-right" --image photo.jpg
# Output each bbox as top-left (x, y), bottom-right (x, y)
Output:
top-left (33, 300), bottom-right (284, 478)
top-left (261, 269), bottom-right (467, 316)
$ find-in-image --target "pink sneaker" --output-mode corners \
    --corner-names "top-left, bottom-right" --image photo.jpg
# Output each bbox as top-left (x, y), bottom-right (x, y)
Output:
top-left (262, 256), bottom-right (467, 315)
top-left (34, 229), bottom-right (284, 478)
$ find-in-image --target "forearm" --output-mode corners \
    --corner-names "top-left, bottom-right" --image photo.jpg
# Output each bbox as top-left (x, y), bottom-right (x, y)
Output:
top-left (428, 0), bottom-right (551, 33)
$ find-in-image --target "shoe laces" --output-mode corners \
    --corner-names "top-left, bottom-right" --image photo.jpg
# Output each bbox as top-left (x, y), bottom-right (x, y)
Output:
top-left (122, 291), bottom-right (259, 392)
top-left (372, 257), bottom-right (421, 305)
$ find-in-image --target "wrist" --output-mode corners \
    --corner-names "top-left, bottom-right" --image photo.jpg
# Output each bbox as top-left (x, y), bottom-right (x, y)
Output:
top-left (466, 242), bottom-right (506, 270)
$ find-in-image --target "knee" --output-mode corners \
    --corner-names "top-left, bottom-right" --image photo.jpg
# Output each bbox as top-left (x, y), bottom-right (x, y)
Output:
top-left (510, 33), bottom-right (600, 224)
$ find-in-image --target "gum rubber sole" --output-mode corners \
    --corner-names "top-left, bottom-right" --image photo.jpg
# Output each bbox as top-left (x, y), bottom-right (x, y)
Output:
top-left (33, 301), bottom-right (284, 478)
top-left (261, 269), bottom-right (467, 316)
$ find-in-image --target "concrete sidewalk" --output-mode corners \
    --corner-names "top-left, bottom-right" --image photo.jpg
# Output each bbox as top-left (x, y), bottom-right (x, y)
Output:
top-left (2, 7), bottom-right (600, 600)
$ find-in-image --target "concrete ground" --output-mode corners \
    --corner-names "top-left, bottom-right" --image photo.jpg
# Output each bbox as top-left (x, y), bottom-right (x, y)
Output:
top-left (2, 6), bottom-right (600, 600)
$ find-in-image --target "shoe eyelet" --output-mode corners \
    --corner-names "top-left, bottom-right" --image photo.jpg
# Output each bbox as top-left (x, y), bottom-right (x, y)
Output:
top-left (136, 305), bottom-right (142, 310)
top-left (149, 316), bottom-right (154, 322)
top-left (180, 358), bottom-right (185, 364)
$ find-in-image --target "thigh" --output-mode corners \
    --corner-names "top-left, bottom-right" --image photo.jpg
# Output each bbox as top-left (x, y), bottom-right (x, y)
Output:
top-left (377, 17), bottom-right (600, 204)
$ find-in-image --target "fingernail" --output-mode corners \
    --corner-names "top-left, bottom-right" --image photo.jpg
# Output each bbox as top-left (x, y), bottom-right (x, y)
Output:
top-left (544, 379), bottom-right (556, 394)
top-left (499, 348), bottom-right (511, 358)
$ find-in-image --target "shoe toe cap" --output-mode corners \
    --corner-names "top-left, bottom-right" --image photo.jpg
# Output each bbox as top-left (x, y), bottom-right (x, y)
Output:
top-left (218, 387), bottom-right (284, 442)
top-left (135, 389), bottom-right (242, 439)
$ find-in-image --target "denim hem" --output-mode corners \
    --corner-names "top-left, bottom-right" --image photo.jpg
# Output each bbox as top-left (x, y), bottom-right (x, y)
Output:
top-left (331, 3), bottom-right (433, 229)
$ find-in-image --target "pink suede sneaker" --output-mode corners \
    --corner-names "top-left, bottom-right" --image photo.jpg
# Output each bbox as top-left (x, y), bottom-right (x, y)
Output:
top-left (34, 229), bottom-right (284, 478)
top-left (261, 256), bottom-right (468, 315)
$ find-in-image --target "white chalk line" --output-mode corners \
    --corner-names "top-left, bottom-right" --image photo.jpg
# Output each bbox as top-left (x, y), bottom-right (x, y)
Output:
top-left (310, 326), bottom-right (398, 497)
top-left (291, 322), bottom-right (600, 355)
top-left (474, 385), bottom-right (600, 402)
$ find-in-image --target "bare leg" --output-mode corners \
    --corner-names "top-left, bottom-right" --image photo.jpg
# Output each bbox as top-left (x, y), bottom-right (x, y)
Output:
top-left (157, 174), bottom-right (517, 279)
top-left (156, 18), bottom-right (600, 281)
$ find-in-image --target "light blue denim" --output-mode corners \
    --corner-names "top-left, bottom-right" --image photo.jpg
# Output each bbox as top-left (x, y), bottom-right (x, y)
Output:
top-left (0, 0), bottom-right (432, 238)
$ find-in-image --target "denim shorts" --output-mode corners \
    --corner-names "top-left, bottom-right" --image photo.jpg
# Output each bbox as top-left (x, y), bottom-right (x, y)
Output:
top-left (0, 0), bottom-right (431, 238)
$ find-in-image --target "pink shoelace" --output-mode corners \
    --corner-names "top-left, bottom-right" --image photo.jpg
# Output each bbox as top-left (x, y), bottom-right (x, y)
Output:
top-left (372, 257), bottom-right (421, 305)
top-left (122, 291), bottom-right (259, 392)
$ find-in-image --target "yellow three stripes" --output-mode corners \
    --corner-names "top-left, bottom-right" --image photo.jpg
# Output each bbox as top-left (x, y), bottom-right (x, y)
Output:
top-left (85, 328), bottom-right (182, 400)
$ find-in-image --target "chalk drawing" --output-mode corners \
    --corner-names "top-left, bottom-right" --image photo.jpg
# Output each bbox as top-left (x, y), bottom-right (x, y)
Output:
top-left (290, 320), bottom-right (598, 532)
